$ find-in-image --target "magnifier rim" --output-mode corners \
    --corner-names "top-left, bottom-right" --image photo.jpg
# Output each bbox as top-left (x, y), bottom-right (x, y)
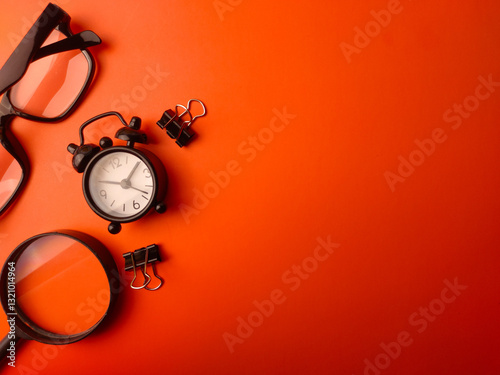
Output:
top-left (0, 230), bottom-right (118, 345)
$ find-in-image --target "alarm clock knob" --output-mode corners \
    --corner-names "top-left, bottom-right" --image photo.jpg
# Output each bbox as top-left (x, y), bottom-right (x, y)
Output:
top-left (128, 116), bottom-right (142, 130)
top-left (67, 143), bottom-right (78, 154)
top-left (68, 143), bottom-right (100, 173)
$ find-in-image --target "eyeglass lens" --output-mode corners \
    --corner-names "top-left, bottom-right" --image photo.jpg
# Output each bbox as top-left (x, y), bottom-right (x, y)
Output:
top-left (0, 147), bottom-right (22, 210)
top-left (0, 28), bottom-right (92, 212)
top-left (9, 29), bottom-right (90, 119)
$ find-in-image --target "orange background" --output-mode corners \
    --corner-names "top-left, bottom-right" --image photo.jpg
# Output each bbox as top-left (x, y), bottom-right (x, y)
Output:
top-left (1, 0), bottom-right (500, 374)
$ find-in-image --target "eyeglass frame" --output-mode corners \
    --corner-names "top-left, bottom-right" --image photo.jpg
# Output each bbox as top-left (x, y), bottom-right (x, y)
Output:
top-left (0, 3), bottom-right (101, 215)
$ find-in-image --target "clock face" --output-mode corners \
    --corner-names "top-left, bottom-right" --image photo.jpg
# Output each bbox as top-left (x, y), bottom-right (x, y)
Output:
top-left (86, 150), bottom-right (155, 220)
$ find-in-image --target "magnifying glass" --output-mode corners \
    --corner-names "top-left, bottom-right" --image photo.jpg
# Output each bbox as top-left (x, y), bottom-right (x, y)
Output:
top-left (0, 230), bottom-right (118, 364)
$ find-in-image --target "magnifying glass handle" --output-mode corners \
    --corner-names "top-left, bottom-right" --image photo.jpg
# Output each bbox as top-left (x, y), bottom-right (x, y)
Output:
top-left (0, 334), bottom-right (21, 364)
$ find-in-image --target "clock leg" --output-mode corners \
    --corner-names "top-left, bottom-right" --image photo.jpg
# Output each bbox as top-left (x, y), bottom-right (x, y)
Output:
top-left (155, 202), bottom-right (167, 214)
top-left (108, 222), bottom-right (122, 234)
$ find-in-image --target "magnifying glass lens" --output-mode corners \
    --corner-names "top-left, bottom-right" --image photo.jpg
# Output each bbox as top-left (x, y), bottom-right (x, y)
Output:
top-left (15, 235), bottom-right (110, 335)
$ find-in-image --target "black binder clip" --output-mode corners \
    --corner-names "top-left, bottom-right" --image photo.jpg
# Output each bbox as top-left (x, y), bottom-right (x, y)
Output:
top-left (123, 244), bottom-right (164, 291)
top-left (156, 99), bottom-right (207, 147)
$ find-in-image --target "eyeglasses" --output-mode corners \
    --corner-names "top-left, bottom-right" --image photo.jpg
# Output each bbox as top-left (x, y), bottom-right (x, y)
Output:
top-left (0, 3), bottom-right (101, 215)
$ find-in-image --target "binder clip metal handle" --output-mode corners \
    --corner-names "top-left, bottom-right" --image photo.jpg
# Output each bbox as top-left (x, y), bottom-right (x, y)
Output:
top-left (129, 255), bottom-right (151, 290)
top-left (179, 99), bottom-right (207, 126)
top-left (144, 263), bottom-right (163, 291)
top-left (123, 244), bottom-right (164, 291)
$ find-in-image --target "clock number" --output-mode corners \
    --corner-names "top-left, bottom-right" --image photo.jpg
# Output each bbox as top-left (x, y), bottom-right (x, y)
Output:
top-left (110, 157), bottom-right (122, 170)
top-left (133, 200), bottom-right (141, 210)
top-left (100, 190), bottom-right (107, 199)
top-left (143, 168), bottom-right (151, 178)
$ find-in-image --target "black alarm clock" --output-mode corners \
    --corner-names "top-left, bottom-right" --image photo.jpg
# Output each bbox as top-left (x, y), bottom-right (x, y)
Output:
top-left (68, 112), bottom-right (167, 234)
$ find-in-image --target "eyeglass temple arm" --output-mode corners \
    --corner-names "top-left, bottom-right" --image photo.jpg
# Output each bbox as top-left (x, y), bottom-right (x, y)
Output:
top-left (32, 31), bottom-right (101, 62)
top-left (0, 3), bottom-right (67, 96)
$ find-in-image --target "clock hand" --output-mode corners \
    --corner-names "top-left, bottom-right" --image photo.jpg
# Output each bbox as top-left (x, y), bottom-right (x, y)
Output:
top-left (99, 180), bottom-right (149, 194)
top-left (129, 186), bottom-right (149, 195)
top-left (98, 180), bottom-right (121, 185)
top-left (99, 180), bottom-right (133, 190)
top-left (124, 162), bottom-right (141, 183)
